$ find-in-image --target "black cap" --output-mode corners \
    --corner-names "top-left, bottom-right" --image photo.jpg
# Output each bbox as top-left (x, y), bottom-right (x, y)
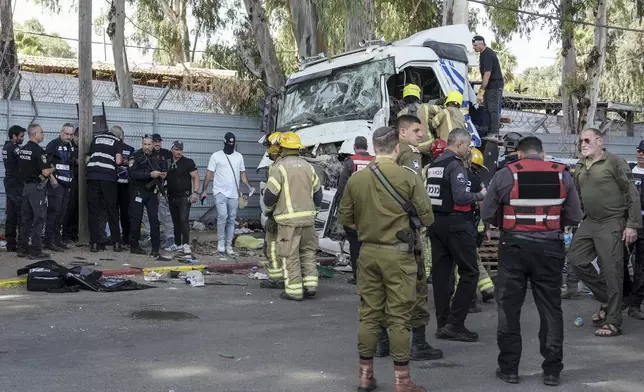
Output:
top-left (637, 140), bottom-right (644, 151)
top-left (152, 133), bottom-right (163, 141)
top-left (472, 35), bottom-right (485, 44)
top-left (172, 140), bottom-right (184, 150)
top-left (224, 132), bottom-right (236, 145)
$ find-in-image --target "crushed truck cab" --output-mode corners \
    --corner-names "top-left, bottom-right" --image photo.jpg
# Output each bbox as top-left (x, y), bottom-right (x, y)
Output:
top-left (258, 24), bottom-right (485, 256)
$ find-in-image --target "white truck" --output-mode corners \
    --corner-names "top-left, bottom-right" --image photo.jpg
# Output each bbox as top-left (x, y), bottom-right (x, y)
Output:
top-left (256, 25), bottom-right (495, 257)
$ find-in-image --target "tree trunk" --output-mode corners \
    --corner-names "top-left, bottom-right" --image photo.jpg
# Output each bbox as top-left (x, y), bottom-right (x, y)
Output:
top-left (110, 0), bottom-right (134, 108)
top-left (560, 0), bottom-right (578, 135)
top-left (443, 0), bottom-right (455, 25)
top-left (242, 0), bottom-right (285, 93)
top-left (345, 0), bottom-right (375, 51)
top-left (581, 0), bottom-right (607, 131)
top-left (0, 0), bottom-right (19, 100)
top-left (289, 0), bottom-right (326, 58)
top-left (78, 0), bottom-right (93, 243)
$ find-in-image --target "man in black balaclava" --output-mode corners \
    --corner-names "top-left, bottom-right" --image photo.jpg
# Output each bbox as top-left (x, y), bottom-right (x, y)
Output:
top-left (201, 132), bottom-right (255, 255)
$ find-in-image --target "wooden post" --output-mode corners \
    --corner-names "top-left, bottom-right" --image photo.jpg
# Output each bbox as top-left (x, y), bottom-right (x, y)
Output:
top-left (78, 0), bottom-right (92, 243)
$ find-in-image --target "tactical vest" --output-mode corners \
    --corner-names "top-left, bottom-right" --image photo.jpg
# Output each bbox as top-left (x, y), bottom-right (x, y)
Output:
top-left (632, 166), bottom-right (644, 215)
top-left (426, 155), bottom-right (472, 213)
top-left (54, 143), bottom-right (74, 186)
top-left (502, 159), bottom-right (566, 232)
top-left (350, 153), bottom-right (373, 174)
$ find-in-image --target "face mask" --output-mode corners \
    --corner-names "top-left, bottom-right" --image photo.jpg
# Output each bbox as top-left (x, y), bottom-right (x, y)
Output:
top-left (224, 143), bottom-right (235, 155)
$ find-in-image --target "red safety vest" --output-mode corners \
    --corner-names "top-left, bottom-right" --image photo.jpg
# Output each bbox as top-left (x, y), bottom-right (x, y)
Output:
top-left (350, 153), bottom-right (374, 174)
top-left (502, 159), bottom-right (566, 232)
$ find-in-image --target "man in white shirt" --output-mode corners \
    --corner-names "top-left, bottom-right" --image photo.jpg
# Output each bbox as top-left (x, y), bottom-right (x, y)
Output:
top-left (201, 132), bottom-right (255, 255)
top-left (626, 141), bottom-right (644, 319)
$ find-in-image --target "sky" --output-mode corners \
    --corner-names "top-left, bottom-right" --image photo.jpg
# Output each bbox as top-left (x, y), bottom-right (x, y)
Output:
top-left (12, 1), bottom-right (558, 74)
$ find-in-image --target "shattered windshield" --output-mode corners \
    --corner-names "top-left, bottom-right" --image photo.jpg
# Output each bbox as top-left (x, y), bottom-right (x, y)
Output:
top-left (278, 57), bottom-right (395, 129)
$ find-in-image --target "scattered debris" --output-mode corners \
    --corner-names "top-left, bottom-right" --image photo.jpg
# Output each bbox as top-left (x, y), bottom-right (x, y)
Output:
top-left (219, 353), bottom-right (235, 359)
top-left (185, 271), bottom-right (205, 287)
top-left (245, 292), bottom-right (252, 296)
top-left (74, 257), bottom-right (87, 260)
top-left (192, 221), bottom-right (206, 231)
top-left (131, 310), bottom-right (198, 320)
top-left (235, 235), bottom-right (264, 249)
top-left (207, 281), bottom-right (248, 287)
top-left (144, 271), bottom-right (163, 282)
top-left (249, 272), bottom-right (268, 280)
top-left (99, 258), bottom-right (115, 261)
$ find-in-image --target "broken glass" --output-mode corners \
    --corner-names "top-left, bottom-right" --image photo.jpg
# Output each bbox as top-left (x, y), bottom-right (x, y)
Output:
top-left (278, 57), bottom-right (395, 129)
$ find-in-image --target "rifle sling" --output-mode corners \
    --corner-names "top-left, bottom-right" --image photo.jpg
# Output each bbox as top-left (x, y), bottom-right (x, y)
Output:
top-left (369, 163), bottom-right (409, 213)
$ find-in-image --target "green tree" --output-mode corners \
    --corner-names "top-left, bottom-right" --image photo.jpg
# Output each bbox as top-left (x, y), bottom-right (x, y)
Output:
top-left (15, 18), bottom-right (76, 58)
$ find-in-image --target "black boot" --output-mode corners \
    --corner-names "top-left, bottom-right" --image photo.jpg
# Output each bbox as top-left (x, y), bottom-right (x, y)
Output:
top-left (130, 245), bottom-right (146, 255)
top-left (114, 242), bottom-right (123, 252)
top-left (374, 327), bottom-right (390, 358)
top-left (410, 326), bottom-right (444, 361)
top-left (90, 243), bottom-right (99, 253)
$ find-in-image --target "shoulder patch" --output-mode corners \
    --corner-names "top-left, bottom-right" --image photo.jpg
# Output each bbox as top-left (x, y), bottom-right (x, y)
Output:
top-left (456, 172), bottom-right (466, 184)
top-left (410, 145), bottom-right (420, 153)
top-left (41, 154), bottom-right (48, 164)
top-left (14, 147), bottom-right (20, 155)
top-left (412, 159), bottom-right (420, 169)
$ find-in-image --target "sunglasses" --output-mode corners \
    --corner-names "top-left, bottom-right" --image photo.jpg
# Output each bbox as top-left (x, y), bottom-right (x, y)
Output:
top-left (580, 137), bottom-right (598, 144)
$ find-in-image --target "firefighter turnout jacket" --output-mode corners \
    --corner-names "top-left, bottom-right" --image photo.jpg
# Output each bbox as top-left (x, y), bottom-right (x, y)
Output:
top-left (264, 154), bottom-right (323, 226)
top-left (481, 156), bottom-right (583, 240)
top-left (426, 150), bottom-right (483, 213)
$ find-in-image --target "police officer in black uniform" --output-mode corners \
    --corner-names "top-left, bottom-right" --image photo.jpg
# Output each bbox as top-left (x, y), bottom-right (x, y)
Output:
top-left (18, 124), bottom-right (54, 259)
top-left (481, 136), bottom-right (583, 386)
top-left (2, 125), bottom-right (26, 252)
top-left (44, 123), bottom-right (75, 251)
top-left (426, 128), bottom-right (485, 342)
top-left (116, 131), bottom-right (135, 245)
top-left (62, 127), bottom-right (80, 243)
top-left (87, 126), bottom-right (124, 252)
top-left (129, 135), bottom-right (167, 257)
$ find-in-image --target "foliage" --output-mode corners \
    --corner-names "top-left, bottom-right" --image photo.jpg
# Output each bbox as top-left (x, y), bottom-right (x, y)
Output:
top-left (15, 18), bottom-right (76, 58)
top-left (513, 65), bottom-right (561, 98)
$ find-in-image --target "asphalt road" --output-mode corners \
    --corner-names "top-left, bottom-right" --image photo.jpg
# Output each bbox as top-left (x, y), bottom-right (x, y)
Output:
top-left (1, 274), bottom-right (644, 392)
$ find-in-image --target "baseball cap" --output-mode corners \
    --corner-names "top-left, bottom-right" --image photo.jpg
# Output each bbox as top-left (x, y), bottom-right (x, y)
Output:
top-left (152, 133), bottom-right (163, 141)
top-left (172, 140), bottom-right (184, 150)
top-left (637, 140), bottom-right (644, 151)
top-left (472, 35), bottom-right (485, 44)
top-left (224, 132), bottom-right (236, 145)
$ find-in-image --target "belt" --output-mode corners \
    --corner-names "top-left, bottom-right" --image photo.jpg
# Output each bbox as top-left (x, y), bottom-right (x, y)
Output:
top-left (434, 212), bottom-right (467, 216)
top-left (501, 232), bottom-right (561, 244)
top-left (362, 242), bottom-right (409, 252)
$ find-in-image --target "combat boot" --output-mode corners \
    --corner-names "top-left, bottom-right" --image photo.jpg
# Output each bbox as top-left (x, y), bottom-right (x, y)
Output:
top-left (410, 326), bottom-right (443, 361)
top-left (357, 358), bottom-right (377, 392)
top-left (393, 364), bottom-right (426, 392)
top-left (561, 286), bottom-right (580, 299)
top-left (260, 280), bottom-right (284, 289)
top-left (374, 327), bottom-right (390, 358)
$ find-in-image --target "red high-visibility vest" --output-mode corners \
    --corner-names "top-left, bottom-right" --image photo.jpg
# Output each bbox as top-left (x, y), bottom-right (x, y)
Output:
top-left (350, 153), bottom-right (374, 174)
top-left (502, 159), bottom-right (566, 232)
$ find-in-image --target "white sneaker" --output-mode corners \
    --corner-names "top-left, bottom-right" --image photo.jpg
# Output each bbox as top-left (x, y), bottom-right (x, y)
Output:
top-left (164, 244), bottom-right (181, 252)
top-left (217, 243), bottom-right (225, 253)
top-left (182, 244), bottom-right (192, 254)
top-left (226, 245), bottom-right (235, 256)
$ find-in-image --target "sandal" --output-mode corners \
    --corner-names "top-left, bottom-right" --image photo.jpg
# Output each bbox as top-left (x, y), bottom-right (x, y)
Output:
top-left (595, 324), bottom-right (622, 337)
top-left (592, 305), bottom-right (608, 326)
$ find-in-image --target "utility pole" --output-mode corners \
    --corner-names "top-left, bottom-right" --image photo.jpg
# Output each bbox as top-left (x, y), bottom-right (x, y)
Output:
top-left (443, 0), bottom-right (468, 25)
top-left (78, 0), bottom-right (92, 243)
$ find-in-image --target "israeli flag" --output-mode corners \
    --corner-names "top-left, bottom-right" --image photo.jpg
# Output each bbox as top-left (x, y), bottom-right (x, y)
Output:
top-left (439, 59), bottom-right (482, 147)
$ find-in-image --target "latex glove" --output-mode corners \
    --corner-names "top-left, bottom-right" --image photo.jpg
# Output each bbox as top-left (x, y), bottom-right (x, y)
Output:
top-left (477, 89), bottom-right (485, 105)
top-left (247, 185), bottom-right (256, 197)
top-left (265, 216), bottom-right (278, 234)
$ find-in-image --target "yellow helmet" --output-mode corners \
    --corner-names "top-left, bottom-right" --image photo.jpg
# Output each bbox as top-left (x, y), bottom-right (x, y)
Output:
top-left (445, 90), bottom-right (463, 107)
top-left (403, 84), bottom-right (421, 100)
top-left (267, 132), bottom-right (282, 145)
top-left (470, 148), bottom-right (487, 170)
top-left (280, 131), bottom-right (304, 150)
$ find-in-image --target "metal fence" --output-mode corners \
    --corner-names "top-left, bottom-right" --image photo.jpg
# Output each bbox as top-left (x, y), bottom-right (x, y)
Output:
top-left (0, 99), bottom-right (265, 223)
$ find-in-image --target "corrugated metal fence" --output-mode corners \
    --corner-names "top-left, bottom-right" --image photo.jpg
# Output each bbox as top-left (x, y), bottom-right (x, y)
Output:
top-left (0, 100), bottom-right (265, 223)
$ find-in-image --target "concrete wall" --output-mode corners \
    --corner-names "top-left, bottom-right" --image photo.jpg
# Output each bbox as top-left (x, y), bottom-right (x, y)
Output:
top-left (0, 100), bottom-right (265, 223)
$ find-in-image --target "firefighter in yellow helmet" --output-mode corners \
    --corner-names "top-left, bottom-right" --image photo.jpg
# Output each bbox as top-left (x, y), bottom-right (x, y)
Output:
top-left (263, 131), bottom-right (323, 301)
top-left (260, 132), bottom-right (285, 289)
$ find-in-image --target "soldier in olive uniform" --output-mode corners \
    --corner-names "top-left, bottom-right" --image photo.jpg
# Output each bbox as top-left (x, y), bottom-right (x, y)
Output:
top-left (338, 126), bottom-right (434, 392)
top-left (569, 128), bottom-right (642, 337)
top-left (373, 115), bottom-right (443, 362)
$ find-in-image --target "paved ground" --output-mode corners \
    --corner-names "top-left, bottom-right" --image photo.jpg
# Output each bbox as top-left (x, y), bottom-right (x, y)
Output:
top-left (0, 231), bottom-right (265, 279)
top-left (2, 270), bottom-right (644, 392)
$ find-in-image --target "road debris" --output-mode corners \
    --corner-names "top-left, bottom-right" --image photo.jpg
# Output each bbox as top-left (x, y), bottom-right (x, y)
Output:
top-left (219, 353), bottom-right (235, 359)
